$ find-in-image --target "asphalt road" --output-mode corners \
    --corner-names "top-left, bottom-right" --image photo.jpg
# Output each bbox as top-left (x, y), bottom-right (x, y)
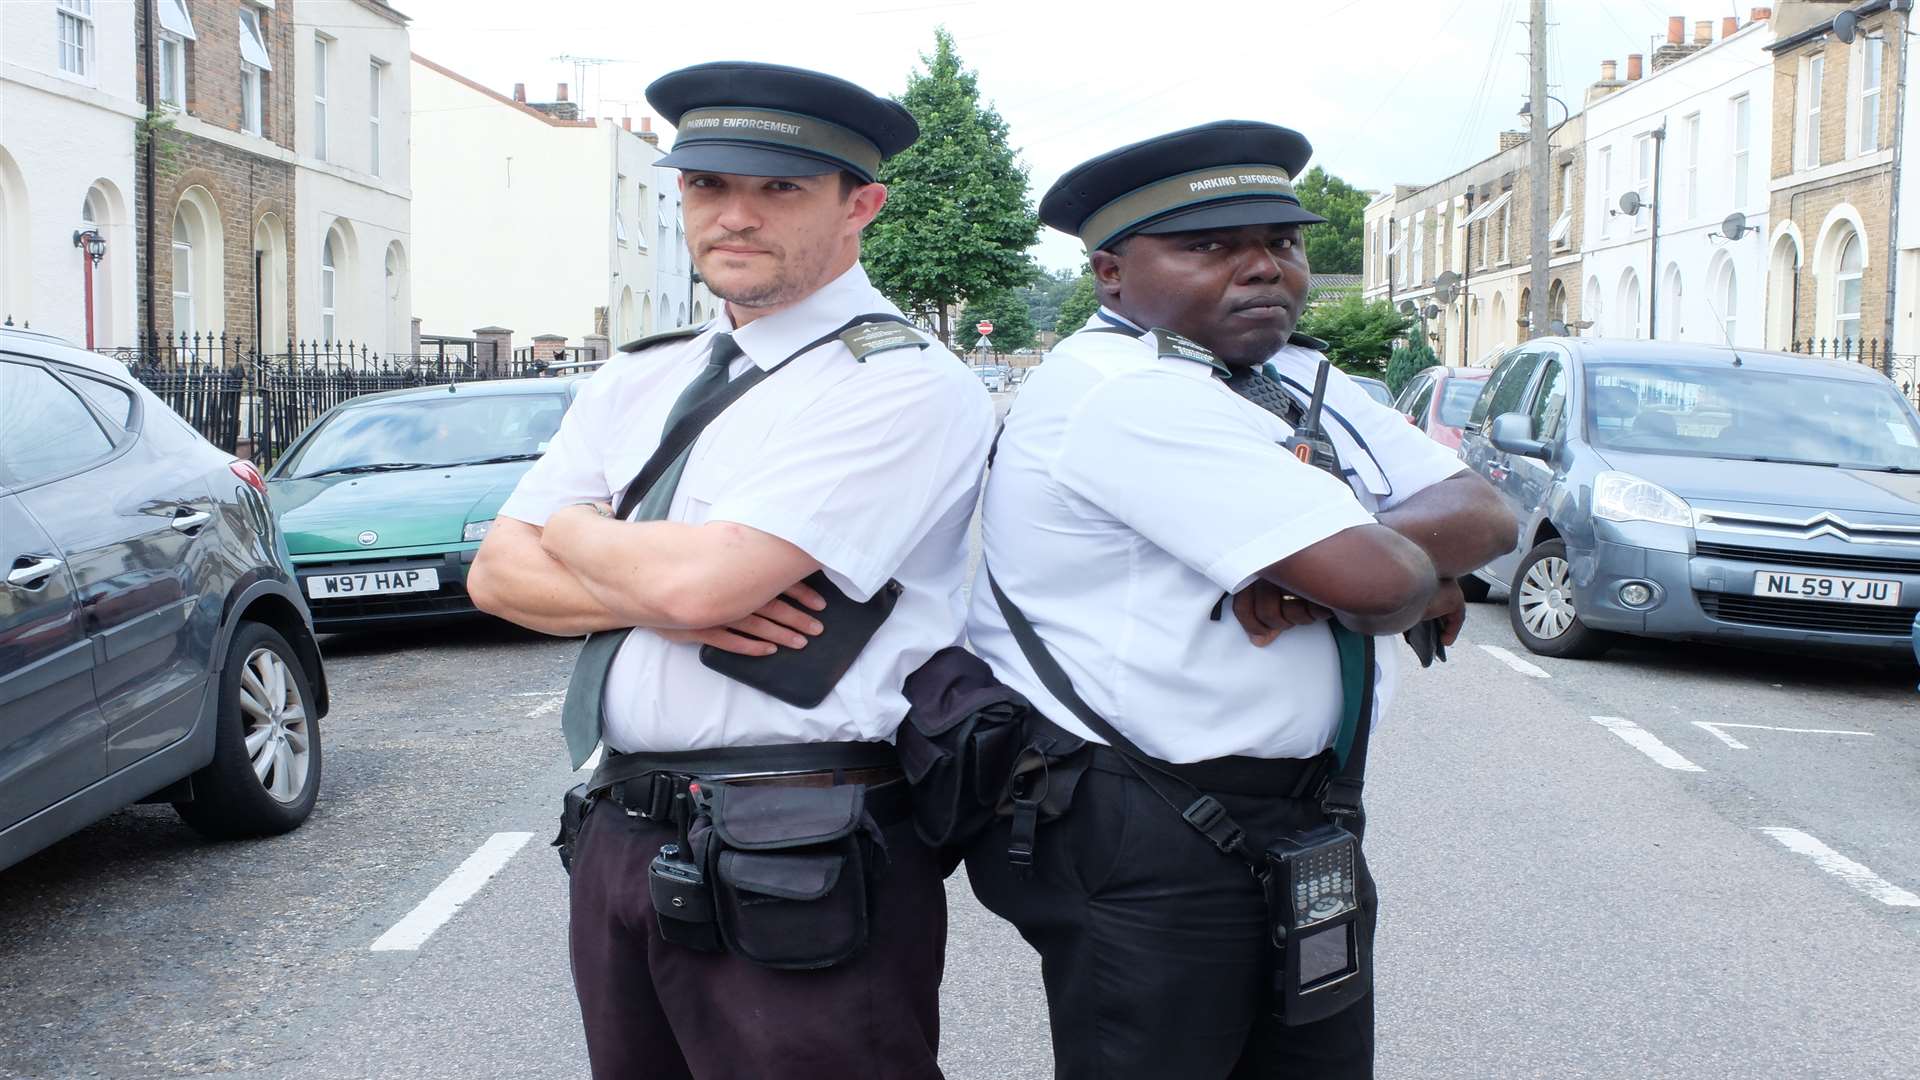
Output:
top-left (3, 596), bottom-right (1916, 1079)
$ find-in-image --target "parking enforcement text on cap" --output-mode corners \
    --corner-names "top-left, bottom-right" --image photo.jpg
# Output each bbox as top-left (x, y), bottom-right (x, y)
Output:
top-left (646, 62), bottom-right (919, 184)
top-left (1040, 120), bottom-right (1328, 253)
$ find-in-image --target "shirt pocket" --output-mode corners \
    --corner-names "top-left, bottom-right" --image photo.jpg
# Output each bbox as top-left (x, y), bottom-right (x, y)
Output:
top-left (675, 445), bottom-right (750, 524)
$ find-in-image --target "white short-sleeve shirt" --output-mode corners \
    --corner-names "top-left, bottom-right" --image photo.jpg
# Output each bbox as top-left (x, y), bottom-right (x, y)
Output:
top-left (966, 309), bottom-right (1463, 764)
top-left (500, 264), bottom-right (997, 753)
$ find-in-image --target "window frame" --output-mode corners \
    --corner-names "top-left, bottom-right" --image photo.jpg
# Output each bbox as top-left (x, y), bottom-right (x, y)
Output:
top-left (1834, 232), bottom-right (1863, 343)
top-left (1633, 134), bottom-right (1653, 234)
top-left (1858, 35), bottom-right (1884, 155)
top-left (321, 234), bottom-right (338, 343)
top-left (158, 33), bottom-right (186, 109)
top-left (1801, 52), bottom-right (1825, 170)
top-left (1683, 112), bottom-right (1701, 222)
top-left (1715, 260), bottom-right (1738, 342)
top-left (369, 59), bottom-right (385, 176)
top-left (171, 238), bottom-right (194, 337)
top-left (241, 64), bottom-right (264, 136)
top-left (1730, 94), bottom-right (1751, 208)
top-left (1597, 146), bottom-right (1614, 239)
top-left (56, 0), bottom-right (94, 79)
top-left (1499, 197), bottom-right (1512, 262)
top-left (313, 35), bottom-right (332, 161)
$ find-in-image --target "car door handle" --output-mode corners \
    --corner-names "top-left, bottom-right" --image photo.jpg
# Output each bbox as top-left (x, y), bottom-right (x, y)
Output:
top-left (7, 556), bottom-right (64, 589)
top-left (170, 509), bottom-right (213, 533)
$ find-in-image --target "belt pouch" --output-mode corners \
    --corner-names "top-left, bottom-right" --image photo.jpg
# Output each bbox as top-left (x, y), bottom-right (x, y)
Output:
top-left (553, 782), bottom-right (591, 875)
top-left (691, 781), bottom-right (879, 970)
top-left (648, 842), bottom-right (722, 951)
top-left (897, 646), bottom-right (1029, 850)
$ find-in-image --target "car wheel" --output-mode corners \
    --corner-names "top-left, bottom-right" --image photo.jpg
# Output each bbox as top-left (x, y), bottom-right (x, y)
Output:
top-left (1459, 575), bottom-right (1492, 603)
top-left (174, 621), bottom-right (323, 839)
top-left (1507, 539), bottom-right (1613, 659)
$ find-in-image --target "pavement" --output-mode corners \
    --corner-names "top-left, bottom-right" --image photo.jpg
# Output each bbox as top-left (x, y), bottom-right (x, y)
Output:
top-left (3, 593), bottom-right (1917, 1079)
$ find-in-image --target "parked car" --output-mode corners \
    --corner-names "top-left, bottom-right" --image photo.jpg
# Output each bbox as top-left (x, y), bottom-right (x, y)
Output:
top-left (2, 327), bottom-right (329, 872)
top-left (266, 377), bottom-right (585, 632)
top-left (1350, 375), bottom-right (1396, 407)
top-left (1458, 339), bottom-right (1920, 659)
top-left (1393, 365), bottom-right (1493, 449)
top-left (973, 366), bottom-right (1008, 392)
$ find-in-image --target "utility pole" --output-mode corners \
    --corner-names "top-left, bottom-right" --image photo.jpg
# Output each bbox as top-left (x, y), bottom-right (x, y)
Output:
top-left (1527, 0), bottom-right (1551, 338)
top-left (1882, 0), bottom-right (1910, 374)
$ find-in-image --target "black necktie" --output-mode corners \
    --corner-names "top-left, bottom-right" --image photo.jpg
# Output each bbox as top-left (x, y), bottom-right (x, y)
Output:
top-left (1221, 365), bottom-right (1307, 428)
top-left (562, 332), bottom-right (743, 768)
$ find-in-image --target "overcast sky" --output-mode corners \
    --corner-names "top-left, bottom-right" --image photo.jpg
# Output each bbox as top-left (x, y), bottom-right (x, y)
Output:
top-left (399, 0), bottom-right (1722, 272)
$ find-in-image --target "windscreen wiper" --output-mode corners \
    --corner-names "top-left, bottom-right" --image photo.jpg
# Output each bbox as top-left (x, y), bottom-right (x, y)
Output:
top-left (1736, 456), bottom-right (1839, 468)
top-left (293, 462), bottom-right (439, 479)
top-left (440, 453), bottom-right (545, 467)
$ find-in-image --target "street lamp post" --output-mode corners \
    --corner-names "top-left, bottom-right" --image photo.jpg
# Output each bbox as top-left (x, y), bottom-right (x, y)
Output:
top-left (72, 229), bottom-right (106, 350)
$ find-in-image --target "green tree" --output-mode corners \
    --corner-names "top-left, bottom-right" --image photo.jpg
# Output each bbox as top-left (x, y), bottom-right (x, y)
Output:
top-left (1384, 331), bottom-right (1437, 395)
top-left (865, 29), bottom-right (1040, 349)
top-left (1295, 166), bottom-right (1370, 275)
top-left (1051, 273), bottom-right (1100, 339)
top-left (1015, 265), bottom-right (1083, 333)
top-left (960, 289), bottom-right (1038, 353)
top-left (1295, 293), bottom-right (1412, 377)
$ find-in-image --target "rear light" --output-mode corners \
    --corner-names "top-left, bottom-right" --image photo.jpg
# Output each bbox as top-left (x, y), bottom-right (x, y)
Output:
top-left (230, 459), bottom-right (268, 497)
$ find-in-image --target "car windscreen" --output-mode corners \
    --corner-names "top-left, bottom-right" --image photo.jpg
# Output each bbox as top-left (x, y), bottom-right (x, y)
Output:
top-left (1585, 363), bottom-right (1920, 471)
top-left (277, 393), bottom-right (568, 479)
top-left (1437, 379), bottom-right (1485, 427)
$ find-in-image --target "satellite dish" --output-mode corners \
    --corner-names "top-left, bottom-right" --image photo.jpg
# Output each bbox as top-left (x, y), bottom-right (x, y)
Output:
top-left (1436, 284), bottom-right (1458, 304)
top-left (1833, 11), bottom-right (1859, 44)
top-left (1720, 211), bottom-right (1750, 240)
top-left (1617, 190), bottom-right (1643, 215)
top-left (1398, 300), bottom-right (1416, 315)
top-left (1434, 270), bottom-right (1461, 290)
top-left (1548, 319), bottom-right (1570, 336)
top-left (1422, 304), bottom-right (1442, 320)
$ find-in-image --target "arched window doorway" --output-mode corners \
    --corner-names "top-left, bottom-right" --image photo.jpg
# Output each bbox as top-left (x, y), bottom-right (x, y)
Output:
top-left (171, 187), bottom-right (224, 339)
top-left (1766, 232), bottom-right (1801, 348)
top-left (1710, 257), bottom-right (1738, 344)
top-left (253, 213), bottom-right (288, 353)
top-left (384, 241), bottom-right (408, 355)
top-left (1617, 269), bottom-right (1642, 338)
top-left (1661, 264), bottom-right (1684, 340)
top-left (1834, 231), bottom-right (1863, 343)
top-left (1547, 279), bottom-right (1568, 332)
top-left (321, 234), bottom-right (338, 342)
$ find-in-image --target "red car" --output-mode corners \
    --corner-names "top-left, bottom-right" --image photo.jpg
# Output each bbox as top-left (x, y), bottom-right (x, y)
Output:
top-left (1393, 365), bottom-right (1492, 450)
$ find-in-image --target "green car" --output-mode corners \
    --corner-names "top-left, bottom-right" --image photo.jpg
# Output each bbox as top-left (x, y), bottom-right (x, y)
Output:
top-left (265, 377), bottom-right (585, 632)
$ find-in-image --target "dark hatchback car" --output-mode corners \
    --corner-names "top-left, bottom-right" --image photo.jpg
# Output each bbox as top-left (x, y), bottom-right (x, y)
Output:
top-left (1459, 338), bottom-right (1920, 659)
top-left (266, 377), bottom-right (583, 632)
top-left (2, 328), bottom-right (329, 872)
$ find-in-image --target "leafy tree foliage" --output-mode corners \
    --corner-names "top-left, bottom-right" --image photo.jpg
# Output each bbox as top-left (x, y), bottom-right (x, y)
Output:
top-left (1385, 331), bottom-right (1438, 395)
top-left (1295, 166), bottom-right (1370, 275)
top-left (1051, 273), bottom-right (1100, 340)
top-left (1295, 293), bottom-right (1412, 377)
top-left (960, 289), bottom-right (1038, 353)
top-left (865, 29), bottom-right (1040, 348)
top-left (1015, 265), bottom-right (1084, 332)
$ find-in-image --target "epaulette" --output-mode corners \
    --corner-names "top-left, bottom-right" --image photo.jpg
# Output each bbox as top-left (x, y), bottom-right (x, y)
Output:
top-left (1288, 331), bottom-right (1331, 352)
top-left (1150, 327), bottom-right (1230, 377)
top-left (839, 320), bottom-right (928, 362)
top-left (616, 325), bottom-right (705, 354)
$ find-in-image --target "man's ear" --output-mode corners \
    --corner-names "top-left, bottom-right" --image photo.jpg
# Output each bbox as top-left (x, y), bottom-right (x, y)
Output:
top-left (848, 182), bottom-right (888, 230)
top-left (1090, 249), bottom-right (1123, 299)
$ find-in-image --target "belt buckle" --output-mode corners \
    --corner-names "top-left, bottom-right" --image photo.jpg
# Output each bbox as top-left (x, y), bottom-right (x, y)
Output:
top-left (631, 772), bottom-right (675, 820)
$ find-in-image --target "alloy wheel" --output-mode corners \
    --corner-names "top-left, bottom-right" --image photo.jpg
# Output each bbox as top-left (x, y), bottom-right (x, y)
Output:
top-left (237, 646), bottom-right (313, 804)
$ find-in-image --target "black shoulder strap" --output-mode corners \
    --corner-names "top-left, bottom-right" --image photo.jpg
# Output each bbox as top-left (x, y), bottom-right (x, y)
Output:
top-left (1288, 331), bottom-right (1331, 352)
top-left (988, 572), bottom-right (1261, 866)
top-left (612, 313), bottom-right (899, 520)
top-left (617, 324), bottom-right (705, 354)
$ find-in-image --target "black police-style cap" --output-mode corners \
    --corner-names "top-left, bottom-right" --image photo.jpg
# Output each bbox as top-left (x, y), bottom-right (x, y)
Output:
top-left (1041, 120), bottom-right (1326, 252)
top-left (645, 62), bottom-right (918, 183)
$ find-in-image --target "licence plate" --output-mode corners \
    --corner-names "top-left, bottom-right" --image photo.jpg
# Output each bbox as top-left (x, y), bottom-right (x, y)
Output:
top-left (1752, 571), bottom-right (1902, 607)
top-left (305, 567), bottom-right (440, 598)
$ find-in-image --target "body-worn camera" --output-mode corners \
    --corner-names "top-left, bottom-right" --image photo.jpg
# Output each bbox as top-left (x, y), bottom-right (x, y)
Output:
top-left (648, 841), bottom-right (722, 952)
top-left (1263, 822), bottom-right (1370, 1026)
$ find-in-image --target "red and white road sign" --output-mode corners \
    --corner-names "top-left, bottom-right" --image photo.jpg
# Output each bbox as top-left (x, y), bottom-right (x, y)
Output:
top-left (976, 320), bottom-right (994, 336)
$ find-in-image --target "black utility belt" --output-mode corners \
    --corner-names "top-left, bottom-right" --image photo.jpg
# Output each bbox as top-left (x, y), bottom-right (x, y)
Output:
top-left (1033, 714), bottom-right (1333, 800)
top-left (554, 740), bottom-right (903, 972)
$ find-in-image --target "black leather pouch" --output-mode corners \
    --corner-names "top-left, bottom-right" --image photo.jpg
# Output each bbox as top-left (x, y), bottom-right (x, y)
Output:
top-left (897, 646), bottom-right (1030, 856)
top-left (699, 571), bottom-right (903, 708)
top-left (648, 842), bottom-right (722, 951)
top-left (689, 782), bottom-right (882, 970)
top-left (553, 782), bottom-right (591, 874)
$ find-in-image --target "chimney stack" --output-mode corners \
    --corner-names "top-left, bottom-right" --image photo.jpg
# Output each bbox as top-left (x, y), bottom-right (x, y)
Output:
top-left (621, 116), bottom-right (631, 131)
top-left (637, 115), bottom-right (659, 145)
top-left (1722, 16), bottom-right (1739, 37)
top-left (1667, 16), bottom-right (1684, 43)
top-left (1602, 59), bottom-right (1617, 81)
top-left (1628, 54), bottom-right (1643, 80)
top-left (1694, 20), bottom-right (1712, 44)
top-left (641, 116), bottom-right (652, 132)
top-left (513, 82), bottom-right (526, 102)
top-left (1498, 131), bottom-right (1528, 153)
top-left (556, 83), bottom-right (569, 102)
top-left (1751, 6), bottom-right (1771, 21)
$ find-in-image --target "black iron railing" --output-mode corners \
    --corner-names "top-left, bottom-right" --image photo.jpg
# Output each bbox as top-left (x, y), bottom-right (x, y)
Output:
top-left (117, 333), bottom-right (545, 466)
top-left (1787, 337), bottom-right (1920, 408)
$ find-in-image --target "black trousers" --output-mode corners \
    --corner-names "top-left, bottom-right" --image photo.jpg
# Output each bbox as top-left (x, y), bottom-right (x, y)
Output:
top-left (567, 796), bottom-right (949, 1080)
top-left (965, 758), bottom-right (1378, 1080)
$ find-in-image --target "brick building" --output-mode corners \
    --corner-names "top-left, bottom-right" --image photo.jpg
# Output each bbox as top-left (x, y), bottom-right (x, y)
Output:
top-left (1363, 109), bottom-right (1587, 367)
top-left (135, 0), bottom-right (410, 357)
top-left (1763, 0), bottom-right (1907, 354)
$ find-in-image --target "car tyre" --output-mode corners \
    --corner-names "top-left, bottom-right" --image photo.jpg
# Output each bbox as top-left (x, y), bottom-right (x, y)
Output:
top-left (174, 621), bottom-right (323, 839)
top-left (1508, 539), bottom-right (1613, 659)
top-left (1459, 575), bottom-right (1492, 603)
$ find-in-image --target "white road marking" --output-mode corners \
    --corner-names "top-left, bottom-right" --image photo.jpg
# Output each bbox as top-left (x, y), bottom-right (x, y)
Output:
top-left (1759, 828), bottom-right (1920, 908)
top-left (370, 832), bottom-right (535, 951)
top-left (1477, 644), bottom-right (1551, 678)
top-left (1692, 721), bottom-right (1873, 751)
top-left (1589, 715), bottom-right (1705, 772)
top-left (524, 695), bottom-right (565, 719)
top-left (577, 745), bottom-right (604, 773)
top-left (510, 690), bottom-right (567, 697)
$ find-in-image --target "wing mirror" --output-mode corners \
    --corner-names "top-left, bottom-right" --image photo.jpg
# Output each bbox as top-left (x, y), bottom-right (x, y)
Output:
top-left (1489, 412), bottom-right (1550, 460)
